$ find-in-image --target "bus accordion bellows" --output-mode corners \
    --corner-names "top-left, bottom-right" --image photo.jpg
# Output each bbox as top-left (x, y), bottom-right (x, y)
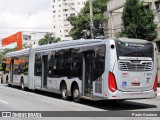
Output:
top-left (2, 38), bottom-right (158, 102)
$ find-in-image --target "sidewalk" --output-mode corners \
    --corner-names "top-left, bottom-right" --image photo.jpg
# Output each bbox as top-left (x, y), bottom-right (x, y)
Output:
top-left (157, 87), bottom-right (160, 96)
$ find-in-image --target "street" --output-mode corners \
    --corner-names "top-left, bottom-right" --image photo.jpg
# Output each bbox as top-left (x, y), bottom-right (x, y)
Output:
top-left (0, 84), bottom-right (160, 120)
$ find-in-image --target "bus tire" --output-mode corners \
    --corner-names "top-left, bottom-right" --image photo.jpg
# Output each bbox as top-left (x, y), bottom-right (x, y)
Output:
top-left (8, 84), bottom-right (11, 87)
top-left (21, 78), bottom-right (25, 90)
top-left (7, 77), bottom-right (11, 87)
top-left (6, 76), bottom-right (8, 84)
top-left (61, 82), bottom-right (68, 100)
top-left (1, 78), bottom-right (3, 84)
top-left (72, 84), bottom-right (81, 103)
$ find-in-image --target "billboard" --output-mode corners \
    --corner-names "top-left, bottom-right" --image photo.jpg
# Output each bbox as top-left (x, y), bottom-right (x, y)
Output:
top-left (2, 32), bottom-right (22, 50)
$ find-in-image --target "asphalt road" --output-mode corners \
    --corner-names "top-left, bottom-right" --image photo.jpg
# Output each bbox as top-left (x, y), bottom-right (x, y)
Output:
top-left (0, 84), bottom-right (160, 120)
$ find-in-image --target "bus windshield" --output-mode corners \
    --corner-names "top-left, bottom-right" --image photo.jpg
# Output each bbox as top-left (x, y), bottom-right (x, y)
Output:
top-left (116, 41), bottom-right (154, 60)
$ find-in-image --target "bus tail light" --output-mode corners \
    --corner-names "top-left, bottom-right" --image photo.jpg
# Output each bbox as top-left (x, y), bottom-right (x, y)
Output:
top-left (108, 72), bottom-right (117, 92)
top-left (153, 74), bottom-right (158, 91)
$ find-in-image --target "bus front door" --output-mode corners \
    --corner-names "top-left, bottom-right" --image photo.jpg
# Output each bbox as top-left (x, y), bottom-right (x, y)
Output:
top-left (83, 52), bottom-right (94, 98)
top-left (42, 55), bottom-right (48, 88)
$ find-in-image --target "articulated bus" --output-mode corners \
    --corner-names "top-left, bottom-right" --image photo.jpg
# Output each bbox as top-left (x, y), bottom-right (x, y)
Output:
top-left (3, 38), bottom-right (158, 102)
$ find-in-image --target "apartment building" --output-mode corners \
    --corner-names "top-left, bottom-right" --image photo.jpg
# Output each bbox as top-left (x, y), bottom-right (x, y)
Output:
top-left (107, 0), bottom-right (160, 41)
top-left (52, 0), bottom-right (87, 40)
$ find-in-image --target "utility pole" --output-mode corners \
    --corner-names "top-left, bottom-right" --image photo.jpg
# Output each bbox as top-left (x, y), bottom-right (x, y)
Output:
top-left (89, 0), bottom-right (94, 39)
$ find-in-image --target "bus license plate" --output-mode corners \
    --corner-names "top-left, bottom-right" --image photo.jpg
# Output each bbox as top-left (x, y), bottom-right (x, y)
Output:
top-left (132, 83), bottom-right (140, 86)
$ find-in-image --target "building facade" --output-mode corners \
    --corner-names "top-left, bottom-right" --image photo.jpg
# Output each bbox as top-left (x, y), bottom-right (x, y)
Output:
top-left (51, 0), bottom-right (87, 41)
top-left (1, 32), bottom-right (47, 50)
top-left (107, 0), bottom-right (160, 40)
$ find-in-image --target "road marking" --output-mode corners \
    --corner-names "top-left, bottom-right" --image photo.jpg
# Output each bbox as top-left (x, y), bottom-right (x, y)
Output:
top-left (0, 99), bottom-right (8, 104)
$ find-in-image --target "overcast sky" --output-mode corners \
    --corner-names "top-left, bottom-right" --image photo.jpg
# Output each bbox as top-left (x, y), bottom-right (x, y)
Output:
top-left (0, 0), bottom-right (52, 39)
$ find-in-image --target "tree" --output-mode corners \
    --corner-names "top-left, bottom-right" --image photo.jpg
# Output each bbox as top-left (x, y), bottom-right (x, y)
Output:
top-left (22, 43), bottom-right (33, 49)
top-left (67, 0), bottom-right (108, 39)
top-left (38, 33), bottom-right (61, 45)
top-left (118, 0), bottom-right (157, 41)
top-left (0, 47), bottom-right (18, 70)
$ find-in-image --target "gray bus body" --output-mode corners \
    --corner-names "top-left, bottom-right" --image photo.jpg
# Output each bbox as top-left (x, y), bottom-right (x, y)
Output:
top-left (4, 38), bottom-right (158, 101)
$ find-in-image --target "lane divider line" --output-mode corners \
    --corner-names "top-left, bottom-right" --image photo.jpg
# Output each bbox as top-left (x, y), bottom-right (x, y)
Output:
top-left (0, 99), bottom-right (8, 104)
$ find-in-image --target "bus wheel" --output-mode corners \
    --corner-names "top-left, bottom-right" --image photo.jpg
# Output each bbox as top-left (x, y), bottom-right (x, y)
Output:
top-left (72, 84), bottom-right (81, 103)
top-left (1, 78), bottom-right (3, 84)
top-left (21, 78), bottom-right (25, 90)
top-left (6, 76), bottom-right (8, 84)
top-left (61, 83), bottom-right (68, 100)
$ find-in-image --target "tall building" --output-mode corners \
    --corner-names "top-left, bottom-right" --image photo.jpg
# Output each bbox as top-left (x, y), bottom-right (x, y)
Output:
top-left (51, 0), bottom-right (87, 41)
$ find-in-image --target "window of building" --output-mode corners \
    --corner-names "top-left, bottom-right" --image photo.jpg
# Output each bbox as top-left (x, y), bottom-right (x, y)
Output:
top-left (70, 13), bottom-right (75, 16)
top-left (65, 35), bottom-right (70, 37)
top-left (155, 1), bottom-right (160, 11)
top-left (59, 4), bottom-right (61, 7)
top-left (53, 11), bottom-right (56, 13)
top-left (65, 30), bottom-right (69, 32)
top-left (63, 9), bottom-right (68, 12)
top-left (64, 24), bottom-right (69, 26)
top-left (70, 3), bottom-right (74, 5)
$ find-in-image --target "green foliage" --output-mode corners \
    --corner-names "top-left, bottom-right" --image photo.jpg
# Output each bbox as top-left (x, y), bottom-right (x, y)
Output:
top-left (0, 47), bottom-right (18, 67)
top-left (38, 33), bottom-right (61, 45)
top-left (23, 43), bottom-right (32, 49)
top-left (120, 0), bottom-right (157, 41)
top-left (67, 0), bottom-right (108, 39)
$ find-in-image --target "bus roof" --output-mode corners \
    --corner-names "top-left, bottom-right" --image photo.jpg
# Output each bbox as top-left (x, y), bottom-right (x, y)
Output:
top-left (116, 37), bottom-right (149, 44)
top-left (5, 39), bottom-right (105, 57)
top-left (5, 48), bottom-right (30, 58)
top-left (35, 39), bottom-right (105, 52)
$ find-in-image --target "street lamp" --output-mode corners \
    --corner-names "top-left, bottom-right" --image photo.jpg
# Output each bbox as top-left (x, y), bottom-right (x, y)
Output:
top-left (89, 0), bottom-right (94, 39)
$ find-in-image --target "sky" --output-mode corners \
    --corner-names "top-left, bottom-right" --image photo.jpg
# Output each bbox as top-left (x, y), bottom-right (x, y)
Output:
top-left (0, 0), bottom-right (52, 40)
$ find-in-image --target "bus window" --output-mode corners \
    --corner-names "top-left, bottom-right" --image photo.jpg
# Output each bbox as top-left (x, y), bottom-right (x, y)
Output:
top-left (116, 41), bottom-right (153, 59)
top-left (35, 53), bottom-right (42, 76)
top-left (72, 48), bottom-right (82, 79)
top-left (94, 45), bottom-right (105, 80)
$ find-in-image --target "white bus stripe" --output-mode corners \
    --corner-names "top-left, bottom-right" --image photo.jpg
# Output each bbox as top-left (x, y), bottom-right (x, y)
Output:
top-left (0, 100), bottom-right (8, 104)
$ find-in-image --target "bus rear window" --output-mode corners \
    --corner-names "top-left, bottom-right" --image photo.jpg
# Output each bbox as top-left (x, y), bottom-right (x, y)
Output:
top-left (116, 41), bottom-right (153, 59)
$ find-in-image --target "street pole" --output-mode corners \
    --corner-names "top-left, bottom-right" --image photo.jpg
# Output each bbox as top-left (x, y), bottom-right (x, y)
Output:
top-left (89, 0), bottom-right (94, 39)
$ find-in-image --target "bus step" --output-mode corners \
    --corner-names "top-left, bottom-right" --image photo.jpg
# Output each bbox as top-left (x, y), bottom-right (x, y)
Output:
top-left (40, 88), bottom-right (48, 91)
top-left (81, 96), bottom-right (92, 100)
